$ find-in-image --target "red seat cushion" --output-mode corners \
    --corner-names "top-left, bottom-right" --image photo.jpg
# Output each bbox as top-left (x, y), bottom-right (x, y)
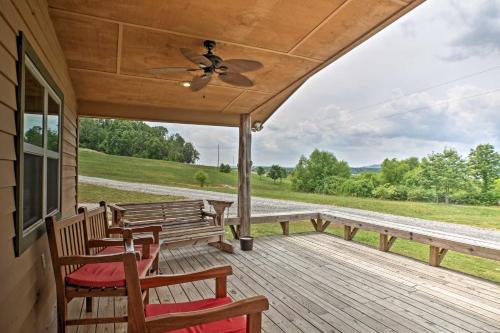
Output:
top-left (145, 297), bottom-right (246, 333)
top-left (65, 244), bottom-right (159, 288)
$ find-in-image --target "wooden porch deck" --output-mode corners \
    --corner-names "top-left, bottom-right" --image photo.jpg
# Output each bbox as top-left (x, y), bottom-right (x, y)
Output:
top-left (69, 233), bottom-right (500, 333)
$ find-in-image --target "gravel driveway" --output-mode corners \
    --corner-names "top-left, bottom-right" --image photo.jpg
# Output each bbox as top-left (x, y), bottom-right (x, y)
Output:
top-left (80, 176), bottom-right (500, 243)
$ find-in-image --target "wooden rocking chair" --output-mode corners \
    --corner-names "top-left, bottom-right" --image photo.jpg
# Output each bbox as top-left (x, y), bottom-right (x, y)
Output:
top-left (120, 232), bottom-right (269, 333)
top-left (46, 212), bottom-right (157, 332)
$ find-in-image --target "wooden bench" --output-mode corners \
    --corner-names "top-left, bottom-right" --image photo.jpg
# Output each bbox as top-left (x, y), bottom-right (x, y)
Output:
top-left (226, 210), bottom-right (500, 267)
top-left (110, 199), bottom-right (234, 253)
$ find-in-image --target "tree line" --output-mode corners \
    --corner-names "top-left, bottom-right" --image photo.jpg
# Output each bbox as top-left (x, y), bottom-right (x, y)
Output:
top-left (79, 118), bottom-right (199, 163)
top-left (289, 145), bottom-right (499, 205)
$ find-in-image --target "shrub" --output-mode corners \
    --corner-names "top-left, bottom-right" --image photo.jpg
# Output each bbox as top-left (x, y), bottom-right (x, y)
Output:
top-left (219, 163), bottom-right (231, 173)
top-left (194, 171), bottom-right (208, 187)
top-left (372, 184), bottom-right (394, 200)
top-left (407, 187), bottom-right (437, 202)
top-left (450, 190), bottom-right (500, 205)
top-left (316, 176), bottom-right (346, 195)
top-left (340, 178), bottom-right (375, 197)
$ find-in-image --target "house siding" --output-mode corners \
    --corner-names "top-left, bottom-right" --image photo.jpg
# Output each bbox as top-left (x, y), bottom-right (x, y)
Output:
top-left (0, 0), bottom-right (78, 331)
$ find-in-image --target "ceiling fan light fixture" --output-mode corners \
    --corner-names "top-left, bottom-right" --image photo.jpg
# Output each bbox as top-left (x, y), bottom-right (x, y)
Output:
top-left (180, 81), bottom-right (191, 87)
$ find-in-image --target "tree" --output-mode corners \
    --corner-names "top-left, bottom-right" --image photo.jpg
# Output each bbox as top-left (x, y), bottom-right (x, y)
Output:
top-left (380, 157), bottom-right (419, 185)
top-left (78, 118), bottom-right (199, 163)
top-left (468, 144), bottom-right (500, 192)
top-left (267, 165), bottom-right (284, 183)
top-left (291, 149), bottom-right (351, 192)
top-left (256, 166), bottom-right (266, 179)
top-left (194, 171), bottom-right (208, 187)
top-left (420, 148), bottom-right (468, 203)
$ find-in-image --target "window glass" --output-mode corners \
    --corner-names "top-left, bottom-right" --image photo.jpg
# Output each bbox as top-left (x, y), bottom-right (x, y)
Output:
top-left (23, 153), bottom-right (43, 229)
top-left (46, 157), bottom-right (59, 213)
top-left (23, 69), bottom-right (44, 147)
top-left (47, 95), bottom-right (60, 152)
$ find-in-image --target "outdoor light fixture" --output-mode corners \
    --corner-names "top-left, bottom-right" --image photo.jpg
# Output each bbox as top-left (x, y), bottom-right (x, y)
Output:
top-left (252, 121), bottom-right (263, 132)
top-left (180, 81), bottom-right (191, 87)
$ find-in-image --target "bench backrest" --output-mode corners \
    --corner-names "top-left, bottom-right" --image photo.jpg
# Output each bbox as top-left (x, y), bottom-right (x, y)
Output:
top-left (114, 200), bottom-right (206, 226)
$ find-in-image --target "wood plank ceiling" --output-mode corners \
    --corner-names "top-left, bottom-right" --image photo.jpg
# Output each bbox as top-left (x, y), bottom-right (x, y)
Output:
top-left (48, 0), bottom-right (424, 127)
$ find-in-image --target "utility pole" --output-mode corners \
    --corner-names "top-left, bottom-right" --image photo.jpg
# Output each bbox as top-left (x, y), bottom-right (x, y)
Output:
top-left (217, 143), bottom-right (220, 167)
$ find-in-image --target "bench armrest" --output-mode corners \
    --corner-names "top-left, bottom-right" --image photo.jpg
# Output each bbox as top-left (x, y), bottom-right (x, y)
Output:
top-left (87, 238), bottom-right (124, 248)
top-left (145, 296), bottom-right (269, 332)
top-left (202, 211), bottom-right (217, 219)
top-left (140, 265), bottom-right (232, 289)
top-left (59, 252), bottom-right (140, 266)
top-left (108, 225), bottom-right (162, 244)
top-left (108, 203), bottom-right (126, 213)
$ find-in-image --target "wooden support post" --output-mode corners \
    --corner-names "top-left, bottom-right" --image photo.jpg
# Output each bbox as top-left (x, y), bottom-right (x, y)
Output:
top-left (320, 221), bottom-right (330, 232)
top-left (229, 225), bottom-right (239, 240)
top-left (280, 221), bottom-right (289, 235)
top-left (379, 234), bottom-right (397, 252)
top-left (238, 114), bottom-right (252, 240)
top-left (310, 219), bottom-right (318, 231)
top-left (344, 226), bottom-right (358, 241)
top-left (316, 218), bottom-right (323, 231)
top-left (429, 246), bottom-right (448, 267)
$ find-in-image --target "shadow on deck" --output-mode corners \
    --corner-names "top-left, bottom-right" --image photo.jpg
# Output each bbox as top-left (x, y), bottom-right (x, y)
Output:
top-left (69, 233), bottom-right (500, 333)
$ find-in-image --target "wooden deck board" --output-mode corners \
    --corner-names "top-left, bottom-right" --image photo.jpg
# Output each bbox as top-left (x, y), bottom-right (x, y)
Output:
top-left (67, 233), bottom-right (500, 332)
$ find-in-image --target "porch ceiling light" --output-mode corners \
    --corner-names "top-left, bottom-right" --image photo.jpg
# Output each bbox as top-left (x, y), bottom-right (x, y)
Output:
top-left (180, 81), bottom-right (191, 87)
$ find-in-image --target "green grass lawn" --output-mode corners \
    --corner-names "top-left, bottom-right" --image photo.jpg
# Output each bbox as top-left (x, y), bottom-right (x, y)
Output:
top-left (80, 149), bottom-right (500, 229)
top-left (79, 183), bottom-right (183, 203)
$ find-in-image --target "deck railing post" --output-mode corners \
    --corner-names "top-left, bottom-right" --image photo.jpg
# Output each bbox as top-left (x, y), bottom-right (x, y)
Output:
top-left (238, 114), bottom-right (252, 241)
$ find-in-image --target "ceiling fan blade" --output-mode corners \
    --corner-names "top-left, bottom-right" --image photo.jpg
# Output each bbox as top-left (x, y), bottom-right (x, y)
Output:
top-left (219, 72), bottom-right (253, 87)
top-left (190, 74), bottom-right (212, 91)
top-left (150, 67), bottom-right (200, 74)
top-left (221, 59), bottom-right (263, 73)
top-left (180, 48), bottom-right (212, 68)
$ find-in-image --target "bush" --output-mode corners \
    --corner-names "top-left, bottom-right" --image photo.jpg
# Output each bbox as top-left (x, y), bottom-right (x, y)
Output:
top-left (219, 163), bottom-right (231, 173)
top-left (372, 184), bottom-right (408, 200)
top-left (340, 178), bottom-right (375, 197)
top-left (194, 171), bottom-right (208, 187)
top-left (450, 190), bottom-right (500, 205)
top-left (407, 187), bottom-right (437, 202)
top-left (316, 176), bottom-right (346, 195)
top-left (372, 184), bottom-right (395, 200)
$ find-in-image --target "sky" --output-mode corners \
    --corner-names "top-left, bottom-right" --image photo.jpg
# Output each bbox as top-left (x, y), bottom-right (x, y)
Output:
top-left (149, 0), bottom-right (500, 167)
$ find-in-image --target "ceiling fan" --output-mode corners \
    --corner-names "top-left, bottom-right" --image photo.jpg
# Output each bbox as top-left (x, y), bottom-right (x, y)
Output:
top-left (150, 40), bottom-right (263, 92)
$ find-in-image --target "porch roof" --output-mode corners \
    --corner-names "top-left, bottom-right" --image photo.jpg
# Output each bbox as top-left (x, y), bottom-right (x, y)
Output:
top-left (48, 0), bottom-right (423, 127)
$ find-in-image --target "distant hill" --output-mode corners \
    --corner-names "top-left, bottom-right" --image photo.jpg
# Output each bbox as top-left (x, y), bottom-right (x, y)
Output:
top-left (351, 164), bottom-right (381, 174)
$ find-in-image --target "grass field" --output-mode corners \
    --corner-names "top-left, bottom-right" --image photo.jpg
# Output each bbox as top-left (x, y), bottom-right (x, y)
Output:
top-left (79, 183), bottom-right (500, 283)
top-left (80, 149), bottom-right (500, 229)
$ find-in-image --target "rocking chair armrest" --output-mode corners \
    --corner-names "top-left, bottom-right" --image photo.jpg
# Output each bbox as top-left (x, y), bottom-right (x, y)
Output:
top-left (145, 296), bottom-right (269, 332)
top-left (59, 252), bottom-right (140, 266)
top-left (140, 265), bottom-right (233, 289)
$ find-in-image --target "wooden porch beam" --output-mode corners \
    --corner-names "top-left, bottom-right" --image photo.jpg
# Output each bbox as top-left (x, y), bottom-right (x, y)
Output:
top-left (238, 114), bottom-right (252, 240)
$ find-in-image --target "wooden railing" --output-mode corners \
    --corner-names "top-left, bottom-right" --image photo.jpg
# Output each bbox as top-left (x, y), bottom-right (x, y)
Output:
top-left (226, 211), bottom-right (500, 267)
